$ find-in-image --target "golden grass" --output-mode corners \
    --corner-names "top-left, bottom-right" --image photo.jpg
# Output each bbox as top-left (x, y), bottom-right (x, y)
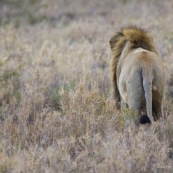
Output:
top-left (0, 0), bottom-right (173, 172)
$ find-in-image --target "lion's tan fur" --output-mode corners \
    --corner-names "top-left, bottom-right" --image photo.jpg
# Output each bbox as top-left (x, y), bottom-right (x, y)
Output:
top-left (109, 26), bottom-right (165, 123)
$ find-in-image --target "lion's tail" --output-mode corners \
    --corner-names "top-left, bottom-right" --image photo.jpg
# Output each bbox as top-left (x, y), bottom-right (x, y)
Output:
top-left (142, 65), bottom-right (154, 123)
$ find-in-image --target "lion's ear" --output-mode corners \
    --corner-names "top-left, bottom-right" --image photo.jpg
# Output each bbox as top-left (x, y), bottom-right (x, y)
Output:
top-left (109, 35), bottom-right (117, 49)
top-left (109, 32), bottom-right (123, 49)
top-left (150, 35), bottom-right (154, 43)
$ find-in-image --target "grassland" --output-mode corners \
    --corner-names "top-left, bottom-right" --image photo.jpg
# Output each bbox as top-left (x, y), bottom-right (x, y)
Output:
top-left (0, 0), bottom-right (173, 172)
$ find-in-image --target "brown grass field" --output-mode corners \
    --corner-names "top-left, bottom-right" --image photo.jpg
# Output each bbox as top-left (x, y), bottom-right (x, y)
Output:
top-left (0, 0), bottom-right (173, 172)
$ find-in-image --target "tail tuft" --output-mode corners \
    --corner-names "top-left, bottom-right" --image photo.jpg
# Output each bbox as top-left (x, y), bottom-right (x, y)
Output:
top-left (139, 114), bottom-right (151, 124)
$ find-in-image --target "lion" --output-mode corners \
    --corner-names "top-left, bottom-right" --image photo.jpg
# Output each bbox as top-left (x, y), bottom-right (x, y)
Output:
top-left (109, 26), bottom-right (165, 124)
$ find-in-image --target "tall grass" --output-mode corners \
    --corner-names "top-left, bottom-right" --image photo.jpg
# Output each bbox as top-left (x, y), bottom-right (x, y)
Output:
top-left (0, 0), bottom-right (173, 172)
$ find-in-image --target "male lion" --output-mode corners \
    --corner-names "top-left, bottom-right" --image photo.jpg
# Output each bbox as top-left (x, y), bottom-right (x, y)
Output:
top-left (109, 26), bottom-right (165, 124)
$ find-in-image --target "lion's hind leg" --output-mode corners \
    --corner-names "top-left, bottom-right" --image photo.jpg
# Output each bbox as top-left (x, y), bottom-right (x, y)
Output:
top-left (152, 92), bottom-right (162, 121)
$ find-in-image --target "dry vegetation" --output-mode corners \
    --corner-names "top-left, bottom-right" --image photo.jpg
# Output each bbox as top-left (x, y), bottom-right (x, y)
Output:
top-left (0, 0), bottom-right (173, 172)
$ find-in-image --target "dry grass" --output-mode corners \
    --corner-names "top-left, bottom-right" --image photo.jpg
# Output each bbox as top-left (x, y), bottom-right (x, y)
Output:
top-left (0, 0), bottom-right (173, 172)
